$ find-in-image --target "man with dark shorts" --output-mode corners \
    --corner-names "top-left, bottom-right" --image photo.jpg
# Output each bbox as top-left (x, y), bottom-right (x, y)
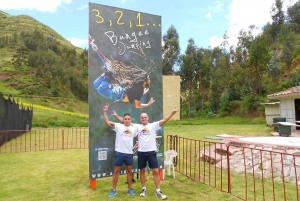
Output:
top-left (136, 108), bottom-right (178, 199)
top-left (111, 107), bottom-right (178, 199)
top-left (103, 103), bottom-right (138, 198)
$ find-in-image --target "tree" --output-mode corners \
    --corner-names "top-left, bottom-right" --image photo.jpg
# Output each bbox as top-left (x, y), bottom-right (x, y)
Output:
top-left (248, 34), bottom-right (270, 94)
top-left (278, 24), bottom-right (296, 84)
top-left (290, 45), bottom-right (300, 78)
top-left (286, 1), bottom-right (300, 33)
top-left (235, 28), bottom-right (255, 67)
top-left (44, 71), bottom-right (53, 88)
top-left (270, 0), bottom-right (285, 38)
top-left (266, 50), bottom-right (281, 82)
top-left (210, 46), bottom-right (230, 113)
top-left (162, 25), bottom-right (180, 74)
top-left (180, 39), bottom-right (197, 117)
top-left (61, 75), bottom-right (71, 97)
top-left (12, 46), bottom-right (28, 67)
top-left (228, 63), bottom-right (246, 100)
top-left (194, 48), bottom-right (212, 111)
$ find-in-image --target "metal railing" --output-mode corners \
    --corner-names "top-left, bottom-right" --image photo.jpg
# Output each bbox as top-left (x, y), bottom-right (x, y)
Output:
top-left (0, 128), bottom-right (88, 153)
top-left (166, 135), bottom-right (300, 201)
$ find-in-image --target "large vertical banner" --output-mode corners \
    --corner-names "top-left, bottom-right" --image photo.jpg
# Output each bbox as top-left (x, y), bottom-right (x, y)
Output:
top-left (88, 3), bottom-right (163, 179)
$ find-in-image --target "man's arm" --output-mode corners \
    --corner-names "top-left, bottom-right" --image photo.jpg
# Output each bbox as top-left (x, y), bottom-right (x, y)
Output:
top-left (135, 97), bottom-right (155, 109)
top-left (159, 107), bottom-right (179, 127)
top-left (111, 110), bottom-right (123, 122)
top-left (103, 103), bottom-right (114, 129)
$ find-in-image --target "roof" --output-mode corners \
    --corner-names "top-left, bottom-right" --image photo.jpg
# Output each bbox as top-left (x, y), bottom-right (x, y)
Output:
top-left (260, 102), bottom-right (279, 105)
top-left (267, 86), bottom-right (300, 99)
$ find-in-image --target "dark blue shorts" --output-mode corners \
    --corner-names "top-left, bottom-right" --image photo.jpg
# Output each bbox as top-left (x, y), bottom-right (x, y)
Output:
top-left (138, 151), bottom-right (158, 169)
top-left (114, 152), bottom-right (133, 166)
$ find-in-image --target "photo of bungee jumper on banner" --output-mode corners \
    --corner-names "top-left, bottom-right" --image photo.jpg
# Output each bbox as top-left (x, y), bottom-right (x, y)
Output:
top-left (88, 3), bottom-right (163, 180)
top-left (89, 35), bottom-right (156, 109)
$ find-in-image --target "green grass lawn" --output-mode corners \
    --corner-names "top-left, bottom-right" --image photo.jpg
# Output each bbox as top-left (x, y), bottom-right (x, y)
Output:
top-left (0, 149), bottom-right (241, 201)
top-left (164, 123), bottom-right (273, 139)
top-left (0, 122), bottom-right (276, 201)
top-left (0, 99), bottom-right (280, 201)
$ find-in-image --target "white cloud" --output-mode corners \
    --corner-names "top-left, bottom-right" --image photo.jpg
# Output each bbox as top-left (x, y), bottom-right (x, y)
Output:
top-left (68, 37), bottom-right (87, 48)
top-left (76, 4), bottom-right (88, 11)
top-left (214, 1), bottom-right (224, 11)
top-left (207, 1), bottom-right (224, 14)
top-left (208, 0), bottom-right (298, 49)
top-left (121, 0), bottom-right (134, 4)
top-left (208, 36), bottom-right (223, 49)
top-left (205, 12), bottom-right (211, 19)
top-left (0, 0), bottom-right (71, 12)
top-left (209, 0), bottom-right (273, 48)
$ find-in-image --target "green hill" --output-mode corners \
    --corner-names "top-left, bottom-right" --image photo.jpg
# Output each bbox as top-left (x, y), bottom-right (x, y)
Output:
top-left (0, 11), bottom-right (89, 116)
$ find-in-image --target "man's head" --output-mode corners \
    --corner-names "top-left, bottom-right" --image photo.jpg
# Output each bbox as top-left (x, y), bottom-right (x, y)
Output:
top-left (123, 113), bottom-right (131, 126)
top-left (140, 113), bottom-right (149, 125)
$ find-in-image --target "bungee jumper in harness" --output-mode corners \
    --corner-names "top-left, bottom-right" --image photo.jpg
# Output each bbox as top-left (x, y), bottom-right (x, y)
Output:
top-left (89, 35), bottom-right (156, 109)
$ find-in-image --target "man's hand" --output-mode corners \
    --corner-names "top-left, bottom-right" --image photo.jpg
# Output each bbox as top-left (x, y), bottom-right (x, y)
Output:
top-left (172, 107), bottom-right (179, 114)
top-left (147, 98), bottom-right (155, 106)
top-left (111, 110), bottom-right (124, 122)
top-left (158, 106), bottom-right (179, 127)
top-left (103, 103), bottom-right (109, 112)
top-left (111, 110), bottom-right (117, 117)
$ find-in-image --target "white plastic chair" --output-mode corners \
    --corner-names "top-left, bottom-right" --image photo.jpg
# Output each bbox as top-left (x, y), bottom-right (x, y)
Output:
top-left (164, 150), bottom-right (177, 179)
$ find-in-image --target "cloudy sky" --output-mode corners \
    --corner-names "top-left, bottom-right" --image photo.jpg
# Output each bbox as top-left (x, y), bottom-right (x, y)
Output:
top-left (0, 0), bottom-right (297, 52)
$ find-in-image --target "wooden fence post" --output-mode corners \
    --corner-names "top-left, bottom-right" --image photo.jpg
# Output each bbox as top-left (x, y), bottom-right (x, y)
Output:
top-left (62, 129), bottom-right (64, 149)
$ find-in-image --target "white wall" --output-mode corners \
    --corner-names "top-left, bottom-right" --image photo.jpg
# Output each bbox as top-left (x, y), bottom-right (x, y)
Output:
top-left (264, 104), bottom-right (280, 125)
top-left (163, 76), bottom-right (180, 120)
top-left (280, 98), bottom-right (296, 131)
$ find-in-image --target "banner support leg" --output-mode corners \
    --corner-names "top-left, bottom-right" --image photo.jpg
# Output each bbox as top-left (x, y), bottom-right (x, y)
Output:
top-left (159, 169), bottom-right (164, 180)
top-left (90, 179), bottom-right (97, 190)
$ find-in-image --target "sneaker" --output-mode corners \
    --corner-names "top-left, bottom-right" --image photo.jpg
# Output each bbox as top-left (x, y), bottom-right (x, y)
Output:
top-left (108, 189), bottom-right (117, 198)
top-left (140, 189), bottom-right (146, 197)
top-left (155, 191), bottom-right (167, 200)
top-left (127, 188), bottom-right (136, 196)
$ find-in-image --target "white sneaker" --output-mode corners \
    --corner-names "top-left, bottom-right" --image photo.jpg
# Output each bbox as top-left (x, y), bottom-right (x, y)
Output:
top-left (155, 191), bottom-right (167, 199)
top-left (140, 189), bottom-right (146, 197)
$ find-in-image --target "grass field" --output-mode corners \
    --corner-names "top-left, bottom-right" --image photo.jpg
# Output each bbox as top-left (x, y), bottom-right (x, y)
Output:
top-left (0, 95), bottom-right (287, 200)
top-left (0, 149), bottom-right (241, 201)
top-left (0, 122), bottom-right (276, 201)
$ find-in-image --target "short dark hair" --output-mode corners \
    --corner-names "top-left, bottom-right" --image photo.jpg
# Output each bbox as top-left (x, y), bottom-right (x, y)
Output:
top-left (123, 113), bottom-right (131, 117)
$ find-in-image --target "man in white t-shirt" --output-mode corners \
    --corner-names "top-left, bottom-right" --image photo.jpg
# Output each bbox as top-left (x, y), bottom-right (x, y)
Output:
top-left (103, 103), bottom-right (138, 198)
top-left (112, 107), bottom-right (178, 200)
top-left (137, 108), bottom-right (178, 200)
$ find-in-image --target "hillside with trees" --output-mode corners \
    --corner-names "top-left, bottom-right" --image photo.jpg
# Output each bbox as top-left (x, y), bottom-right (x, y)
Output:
top-left (1, 0), bottom-right (300, 119)
top-left (0, 10), bottom-right (88, 101)
top-left (162, 0), bottom-right (300, 118)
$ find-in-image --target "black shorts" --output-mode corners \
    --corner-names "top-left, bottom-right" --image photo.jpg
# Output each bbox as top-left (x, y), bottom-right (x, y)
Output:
top-left (138, 151), bottom-right (158, 169)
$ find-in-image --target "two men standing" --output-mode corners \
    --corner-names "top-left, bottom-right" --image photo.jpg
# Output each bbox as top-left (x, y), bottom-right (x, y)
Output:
top-left (103, 103), bottom-right (178, 199)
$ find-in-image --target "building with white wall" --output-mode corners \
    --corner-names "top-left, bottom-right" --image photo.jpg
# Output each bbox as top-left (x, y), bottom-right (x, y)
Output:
top-left (163, 75), bottom-right (180, 120)
top-left (267, 86), bottom-right (300, 131)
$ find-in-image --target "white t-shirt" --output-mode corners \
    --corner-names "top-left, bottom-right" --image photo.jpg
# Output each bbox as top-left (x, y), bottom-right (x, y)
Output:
top-left (134, 121), bottom-right (161, 152)
top-left (114, 123), bottom-right (138, 154)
